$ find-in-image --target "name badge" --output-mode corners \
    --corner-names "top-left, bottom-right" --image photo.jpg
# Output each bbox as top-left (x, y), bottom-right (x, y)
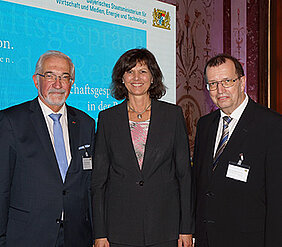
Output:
top-left (83, 157), bottom-right (92, 170)
top-left (79, 144), bottom-right (92, 170)
top-left (226, 161), bottom-right (250, 182)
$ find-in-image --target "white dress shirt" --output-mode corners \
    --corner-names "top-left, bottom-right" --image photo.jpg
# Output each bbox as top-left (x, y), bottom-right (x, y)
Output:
top-left (213, 93), bottom-right (249, 157)
top-left (38, 98), bottom-right (72, 166)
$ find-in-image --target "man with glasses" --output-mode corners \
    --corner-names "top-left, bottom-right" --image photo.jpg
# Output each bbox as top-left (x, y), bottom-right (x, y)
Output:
top-left (0, 50), bottom-right (94, 246)
top-left (193, 54), bottom-right (282, 247)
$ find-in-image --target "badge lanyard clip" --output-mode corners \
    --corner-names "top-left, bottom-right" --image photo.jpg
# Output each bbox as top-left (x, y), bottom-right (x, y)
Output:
top-left (78, 144), bottom-right (90, 157)
top-left (237, 153), bottom-right (244, 166)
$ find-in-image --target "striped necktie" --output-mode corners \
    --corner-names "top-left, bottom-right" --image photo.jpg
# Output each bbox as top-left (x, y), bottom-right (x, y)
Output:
top-left (213, 116), bottom-right (232, 167)
top-left (49, 113), bottom-right (68, 182)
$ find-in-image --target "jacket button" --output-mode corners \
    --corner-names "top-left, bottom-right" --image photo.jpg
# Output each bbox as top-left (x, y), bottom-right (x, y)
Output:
top-left (62, 190), bottom-right (66, 195)
top-left (56, 219), bottom-right (61, 224)
top-left (139, 180), bottom-right (144, 186)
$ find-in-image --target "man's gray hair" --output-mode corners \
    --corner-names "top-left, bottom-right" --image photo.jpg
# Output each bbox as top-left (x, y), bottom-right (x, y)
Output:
top-left (34, 50), bottom-right (75, 80)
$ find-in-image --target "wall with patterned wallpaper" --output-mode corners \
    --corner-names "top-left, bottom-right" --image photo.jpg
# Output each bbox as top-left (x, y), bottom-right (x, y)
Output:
top-left (158, 0), bottom-right (259, 152)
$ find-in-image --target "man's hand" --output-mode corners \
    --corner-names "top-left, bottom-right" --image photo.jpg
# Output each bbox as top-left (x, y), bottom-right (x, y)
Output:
top-left (94, 238), bottom-right (110, 247)
top-left (178, 234), bottom-right (193, 247)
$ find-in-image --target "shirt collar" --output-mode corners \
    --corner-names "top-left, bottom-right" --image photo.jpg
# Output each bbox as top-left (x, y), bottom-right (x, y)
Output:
top-left (220, 93), bottom-right (249, 120)
top-left (38, 97), bottom-right (67, 118)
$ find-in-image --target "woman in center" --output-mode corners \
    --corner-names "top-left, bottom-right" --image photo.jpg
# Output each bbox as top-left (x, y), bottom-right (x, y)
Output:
top-left (92, 48), bottom-right (194, 247)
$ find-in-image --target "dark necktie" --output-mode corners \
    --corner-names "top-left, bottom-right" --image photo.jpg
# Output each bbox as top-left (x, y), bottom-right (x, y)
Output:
top-left (49, 113), bottom-right (68, 182)
top-left (213, 116), bottom-right (232, 166)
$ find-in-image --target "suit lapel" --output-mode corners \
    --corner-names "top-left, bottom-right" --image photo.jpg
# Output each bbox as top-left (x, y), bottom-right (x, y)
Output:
top-left (29, 99), bottom-right (62, 179)
top-left (116, 101), bottom-right (141, 173)
top-left (67, 106), bottom-right (80, 174)
top-left (207, 111), bottom-right (220, 177)
top-left (219, 99), bottom-right (254, 162)
top-left (141, 99), bottom-right (160, 174)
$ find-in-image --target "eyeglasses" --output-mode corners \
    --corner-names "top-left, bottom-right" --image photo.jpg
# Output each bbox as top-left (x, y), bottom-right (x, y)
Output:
top-left (37, 72), bottom-right (72, 83)
top-left (206, 77), bottom-right (241, 91)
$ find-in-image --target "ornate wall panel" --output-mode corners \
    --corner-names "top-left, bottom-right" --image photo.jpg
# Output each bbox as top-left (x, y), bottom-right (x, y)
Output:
top-left (246, 0), bottom-right (259, 102)
top-left (160, 0), bottom-right (223, 151)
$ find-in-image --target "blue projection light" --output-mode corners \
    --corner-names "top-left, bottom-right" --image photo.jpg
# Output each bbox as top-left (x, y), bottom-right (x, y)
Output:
top-left (0, 1), bottom-right (146, 121)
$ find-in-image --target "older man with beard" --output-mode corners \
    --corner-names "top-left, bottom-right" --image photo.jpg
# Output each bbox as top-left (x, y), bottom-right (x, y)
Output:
top-left (0, 50), bottom-right (95, 247)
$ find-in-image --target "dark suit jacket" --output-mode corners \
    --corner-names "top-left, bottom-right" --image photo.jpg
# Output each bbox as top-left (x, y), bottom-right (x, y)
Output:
top-left (92, 99), bottom-right (194, 246)
top-left (193, 98), bottom-right (282, 247)
top-left (0, 98), bottom-right (95, 247)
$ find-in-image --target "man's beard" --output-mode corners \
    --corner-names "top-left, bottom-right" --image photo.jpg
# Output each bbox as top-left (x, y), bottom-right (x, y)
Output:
top-left (39, 87), bottom-right (66, 106)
